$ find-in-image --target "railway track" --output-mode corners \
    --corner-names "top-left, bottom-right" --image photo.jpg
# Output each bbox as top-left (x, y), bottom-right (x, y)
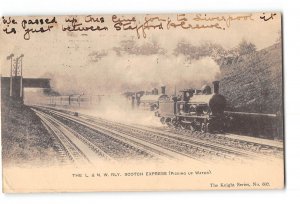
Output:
top-left (82, 116), bottom-right (245, 160)
top-left (32, 106), bottom-right (281, 162)
top-left (156, 127), bottom-right (283, 158)
top-left (76, 111), bottom-right (283, 159)
top-left (79, 114), bottom-right (282, 161)
top-left (32, 107), bottom-right (200, 163)
top-left (34, 110), bottom-right (102, 167)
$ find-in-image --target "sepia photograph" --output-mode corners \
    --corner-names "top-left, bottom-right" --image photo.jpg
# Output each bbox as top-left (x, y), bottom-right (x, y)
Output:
top-left (0, 12), bottom-right (284, 192)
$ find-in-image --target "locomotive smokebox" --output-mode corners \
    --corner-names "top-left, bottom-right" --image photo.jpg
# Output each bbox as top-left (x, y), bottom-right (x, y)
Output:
top-left (212, 81), bottom-right (220, 94)
top-left (161, 86), bottom-right (166, 94)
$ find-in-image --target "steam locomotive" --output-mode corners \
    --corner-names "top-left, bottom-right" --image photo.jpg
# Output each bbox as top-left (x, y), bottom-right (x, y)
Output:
top-left (124, 86), bottom-right (169, 111)
top-left (156, 81), bottom-right (227, 133)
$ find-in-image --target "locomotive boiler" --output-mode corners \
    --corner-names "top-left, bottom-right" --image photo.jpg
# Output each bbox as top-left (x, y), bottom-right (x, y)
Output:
top-left (157, 81), bottom-right (227, 133)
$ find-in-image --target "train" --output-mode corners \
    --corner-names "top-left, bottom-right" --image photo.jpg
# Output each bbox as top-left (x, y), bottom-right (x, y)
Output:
top-left (128, 81), bottom-right (227, 133)
top-left (48, 94), bottom-right (102, 107)
top-left (155, 81), bottom-right (227, 133)
top-left (44, 81), bottom-right (281, 138)
top-left (45, 82), bottom-right (281, 138)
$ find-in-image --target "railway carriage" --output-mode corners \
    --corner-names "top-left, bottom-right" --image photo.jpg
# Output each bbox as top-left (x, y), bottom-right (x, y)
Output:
top-left (48, 94), bottom-right (102, 107)
top-left (49, 95), bottom-right (70, 106)
top-left (60, 95), bottom-right (71, 106)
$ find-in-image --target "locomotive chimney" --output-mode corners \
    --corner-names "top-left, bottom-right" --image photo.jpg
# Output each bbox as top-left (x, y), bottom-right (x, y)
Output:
top-left (161, 86), bottom-right (166, 95)
top-left (212, 81), bottom-right (220, 94)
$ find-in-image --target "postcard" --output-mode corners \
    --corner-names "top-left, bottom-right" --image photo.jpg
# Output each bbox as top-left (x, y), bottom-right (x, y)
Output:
top-left (0, 12), bottom-right (284, 192)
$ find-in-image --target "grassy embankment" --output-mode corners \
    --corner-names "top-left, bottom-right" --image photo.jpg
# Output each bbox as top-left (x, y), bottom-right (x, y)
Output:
top-left (1, 98), bottom-right (61, 167)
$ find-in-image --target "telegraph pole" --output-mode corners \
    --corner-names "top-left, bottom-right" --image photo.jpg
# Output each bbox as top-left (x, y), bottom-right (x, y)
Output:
top-left (19, 54), bottom-right (24, 97)
top-left (6, 54), bottom-right (14, 97)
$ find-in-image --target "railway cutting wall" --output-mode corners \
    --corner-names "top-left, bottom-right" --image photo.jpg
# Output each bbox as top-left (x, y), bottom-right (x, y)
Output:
top-left (218, 43), bottom-right (283, 139)
top-left (219, 43), bottom-right (282, 114)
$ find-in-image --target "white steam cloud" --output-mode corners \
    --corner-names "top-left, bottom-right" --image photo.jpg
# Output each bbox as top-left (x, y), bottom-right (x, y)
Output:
top-left (71, 95), bottom-right (163, 127)
top-left (50, 52), bottom-right (220, 95)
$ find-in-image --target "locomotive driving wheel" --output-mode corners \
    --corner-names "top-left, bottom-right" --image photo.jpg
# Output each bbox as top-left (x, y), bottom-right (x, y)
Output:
top-left (165, 118), bottom-right (172, 127)
top-left (189, 123), bottom-right (196, 131)
top-left (170, 118), bottom-right (177, 127)
top-left (160, 117), bottom-right (165, 124)
top-left (190, 120), bottom-right (201, 132)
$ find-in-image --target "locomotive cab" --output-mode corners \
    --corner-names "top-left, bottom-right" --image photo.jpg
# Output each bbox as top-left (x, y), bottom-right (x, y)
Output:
top-left (177, 89), bottom-right (195, 115)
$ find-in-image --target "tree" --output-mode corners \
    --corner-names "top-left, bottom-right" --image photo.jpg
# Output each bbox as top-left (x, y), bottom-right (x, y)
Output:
top-left (237, 40), bottom-right (257, 55)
